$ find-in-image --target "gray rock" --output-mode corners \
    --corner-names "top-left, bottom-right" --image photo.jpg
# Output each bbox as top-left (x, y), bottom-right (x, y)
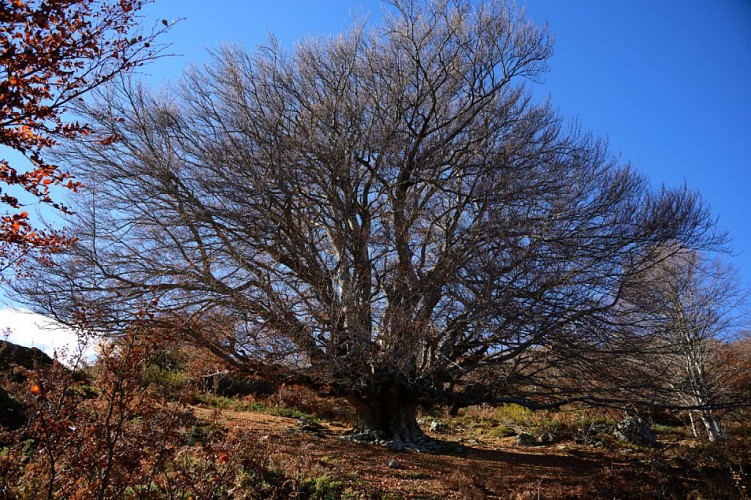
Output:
top-left (429, 420), bottom-right (448, 433)
top-left (344, 430), bottom-right (384, 442)
top-left (388, 459), bottom-right (400, 469)
top-left (298, 417), bottom-right (323, 429)
top-left (298, 417), bottom-right (326, 436)
top-left (516, 432), bottom-right (539, 446)
top-left (575, 421), bottom-right (611, 446)
top-left (538, 431), bottom-right (554, 444)
top-left (614, 416), bottom-right (656, 447)
top-left (388, 440), bottom-right (405, 452)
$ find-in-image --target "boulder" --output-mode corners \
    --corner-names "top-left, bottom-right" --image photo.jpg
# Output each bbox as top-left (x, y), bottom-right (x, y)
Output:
top-left (429, 420), bottom-right (448, 433)
top-left (614, 416), bottom-right (656, 447)
top-left (297, 417), bottom-right (326, 438)
top-left (516, 432), bottom-right (539, 446)
top-left (538, 431), bottom-right (554, 444)
top-left (298, 417), bottom-right (324, 431)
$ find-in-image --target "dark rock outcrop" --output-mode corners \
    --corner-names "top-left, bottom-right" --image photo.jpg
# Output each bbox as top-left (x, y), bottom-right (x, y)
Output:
top-left (0, 340), bottom-right (54, 429)
top-left (0, 340), bottom-right (53, 373)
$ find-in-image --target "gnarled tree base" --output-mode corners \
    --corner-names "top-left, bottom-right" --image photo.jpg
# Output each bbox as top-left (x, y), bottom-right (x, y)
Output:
top-left (343, 428), bottom-right (439, 452)
top-left (344, 385), bottom-right (442, 452)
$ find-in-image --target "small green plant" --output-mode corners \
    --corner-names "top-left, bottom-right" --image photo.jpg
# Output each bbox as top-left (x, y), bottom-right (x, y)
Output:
top-left (651, 424), bottom-right (686, 436)
top-left (303, 475), bottom-right (345, 500)
top-left (491, 425), bottom-right (518, 438)
top-left (141, 363), bottom-right (190, 391)
top-left (184, 421), bottom-right (225, 446)
top-left (494, 403), bottom-right (535, 423)
top-left (493, 404), bottom-right (560, 441)
top-left (192, 393), bottom-right (238, 409)
top-left (140, 348), bottom-right (191, 394)
top-left (341, 486), bottom-right (364, 499)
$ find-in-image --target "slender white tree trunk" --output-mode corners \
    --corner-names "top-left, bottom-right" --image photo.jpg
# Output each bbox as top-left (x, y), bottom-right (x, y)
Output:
top-left (700, 411), bottom-right (725, 442)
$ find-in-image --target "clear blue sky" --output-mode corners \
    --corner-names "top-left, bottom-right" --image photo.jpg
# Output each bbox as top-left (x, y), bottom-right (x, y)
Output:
top-left (138, 1), bottom-right (751, 289)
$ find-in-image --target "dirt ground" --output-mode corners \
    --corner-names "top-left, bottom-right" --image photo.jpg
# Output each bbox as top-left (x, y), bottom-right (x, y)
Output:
top-left (192, 406), bottom-right (746, 499)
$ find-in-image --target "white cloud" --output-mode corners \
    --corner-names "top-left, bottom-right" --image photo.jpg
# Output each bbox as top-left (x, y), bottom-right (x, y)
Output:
top-left (0, 307), bottom-right (98, 363)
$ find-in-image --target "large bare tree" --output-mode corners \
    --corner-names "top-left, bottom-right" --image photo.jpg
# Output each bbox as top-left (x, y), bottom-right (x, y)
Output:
top-left (17, 0), bottom-right (722, 448)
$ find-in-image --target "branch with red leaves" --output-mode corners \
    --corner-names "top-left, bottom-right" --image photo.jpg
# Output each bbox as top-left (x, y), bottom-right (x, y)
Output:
top-left (0, 0), bottom-right (170, 261)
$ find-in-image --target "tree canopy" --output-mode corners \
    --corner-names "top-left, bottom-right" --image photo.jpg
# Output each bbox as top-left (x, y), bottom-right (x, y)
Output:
top-left (16, 0), bottom-right (724, 447)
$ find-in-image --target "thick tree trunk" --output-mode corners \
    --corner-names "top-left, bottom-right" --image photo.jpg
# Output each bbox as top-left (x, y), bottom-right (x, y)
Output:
top-left (346, 383), bottom-right (428, 450)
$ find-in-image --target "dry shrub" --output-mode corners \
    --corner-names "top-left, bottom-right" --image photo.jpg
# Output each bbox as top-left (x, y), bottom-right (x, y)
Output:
top-left (0, 327), bottom-right (371, 499)
top-left (265, 384), bottom-right (355, 423)
top-left (445, 470), bottom-right (487, 499)
top-left (0, 331), bottom-right (192, 498)
top-left (160, 427), bottom-right (293, 499)
top-left (0, 328), bottom-right (299, 499)
top-left (672, 441), bottom-right (751, 499)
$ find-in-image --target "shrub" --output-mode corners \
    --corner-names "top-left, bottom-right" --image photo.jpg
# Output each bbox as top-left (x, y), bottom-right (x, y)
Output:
top-left (266, 384), bottom-right (355, 423)
top-left (302, 475), bottom-right (345, 500)
top-left (0, 329), bottom-right (317, 499)
top-left (0, 331), bottom-right (193, 498)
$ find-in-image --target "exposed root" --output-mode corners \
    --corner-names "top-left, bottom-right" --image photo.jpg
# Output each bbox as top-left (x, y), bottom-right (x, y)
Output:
top-left (342, 429), bottom-right (459, 453)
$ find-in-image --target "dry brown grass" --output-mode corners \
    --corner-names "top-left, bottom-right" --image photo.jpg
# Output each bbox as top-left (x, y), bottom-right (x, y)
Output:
top-left (191, 402), bottom-right (751, 499)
